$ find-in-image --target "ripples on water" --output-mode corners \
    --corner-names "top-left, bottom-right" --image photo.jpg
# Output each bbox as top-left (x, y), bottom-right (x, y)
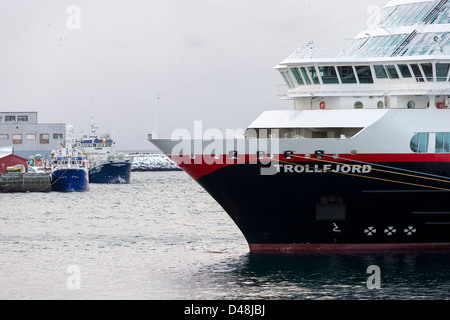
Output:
top-left (1, 171), bottom-right (450, 300)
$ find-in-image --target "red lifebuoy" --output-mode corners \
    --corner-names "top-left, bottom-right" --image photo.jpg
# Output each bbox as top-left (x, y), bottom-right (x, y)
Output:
top-left (320, 101), bottom-right (325, 109)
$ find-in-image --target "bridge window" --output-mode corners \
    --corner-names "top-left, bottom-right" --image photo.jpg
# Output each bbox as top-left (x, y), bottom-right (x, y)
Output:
top-left (421, 63), bottom-right (434, 81)
top-left (385, 65), bottom-right (400, 79)
top-left (435, 133), bottom-right (450, 153)
top-left (300, 67), bottom-right (312, 85)
top-left (410, 64), bottom-right (424, 82)
top-left (410, 133), bottom-right (429, 153)
top-left (319, 66), bottom-right (339, 84)
top-left (398, 64), bottom-right (412, 78)
top-left (436, 63), bottom-right (450, 81)
top-left (281, 71), bottom-right (295, 88)
top-left (355, 66), bottom-right (374, 83)
top-left (374, 65), bottom-right (388, 79)
top-left (290, 68), bottom-right (304, 85)
top-left (337, 66), bottom-right (357, 84)
top-left (307, 66), bottom-right (320, 84)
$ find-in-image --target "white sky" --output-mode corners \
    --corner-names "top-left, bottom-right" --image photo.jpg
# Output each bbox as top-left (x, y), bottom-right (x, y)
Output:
top-left (0, 0), bottom-right (387, 150)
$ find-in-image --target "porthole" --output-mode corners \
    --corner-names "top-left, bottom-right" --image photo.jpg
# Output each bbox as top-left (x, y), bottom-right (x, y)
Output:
top-left (354, 101), bottom-right (363, 109)
top-left (377, 101), bottom-right (384, 109)
top-left (407, 100), bottom-right (416, 109)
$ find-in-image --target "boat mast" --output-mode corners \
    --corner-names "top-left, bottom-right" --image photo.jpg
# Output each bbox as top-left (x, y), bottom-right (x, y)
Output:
top-left (90, 114), bottom-right (99, 138)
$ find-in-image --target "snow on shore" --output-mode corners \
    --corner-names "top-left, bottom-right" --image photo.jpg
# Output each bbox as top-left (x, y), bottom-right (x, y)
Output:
top-left (131, 153), bottom-right (181, 171)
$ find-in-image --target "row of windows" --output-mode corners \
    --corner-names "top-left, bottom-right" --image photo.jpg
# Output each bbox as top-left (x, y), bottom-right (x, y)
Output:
top-left (1, 115), bottom-right (29, 123)
top-left (281, 62), bottom-right (450, 88)
top-left (410, 132), bottom-right (450, 153)
top-left (0, 133), bottom-right (63, 144)
top-left (82, 143), bottom-right (113, 148)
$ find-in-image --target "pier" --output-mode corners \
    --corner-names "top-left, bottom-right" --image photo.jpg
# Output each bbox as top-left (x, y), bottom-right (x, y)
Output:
top-left (0, 173), bottom-right (51, 193)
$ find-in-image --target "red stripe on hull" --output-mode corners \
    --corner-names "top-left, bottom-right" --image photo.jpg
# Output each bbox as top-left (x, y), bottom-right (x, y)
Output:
top-left (249, 243), bottom-right (450, 254)
top-left (170, 153), bottom-right (450, 180)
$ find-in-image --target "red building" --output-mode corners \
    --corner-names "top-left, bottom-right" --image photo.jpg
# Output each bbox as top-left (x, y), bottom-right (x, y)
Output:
top-left (0, 154), bottom-right (28, 174)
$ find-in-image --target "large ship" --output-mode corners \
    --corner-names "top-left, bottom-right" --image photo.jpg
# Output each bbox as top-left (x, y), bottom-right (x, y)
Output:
top-left (79, 115), bottom-right (132, 184)
top-left (150, 0), bottom-right (450, 252)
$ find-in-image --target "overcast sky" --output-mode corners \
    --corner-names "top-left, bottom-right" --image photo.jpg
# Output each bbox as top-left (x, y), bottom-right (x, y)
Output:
top-left (0, 0), bottom-right (387, 151)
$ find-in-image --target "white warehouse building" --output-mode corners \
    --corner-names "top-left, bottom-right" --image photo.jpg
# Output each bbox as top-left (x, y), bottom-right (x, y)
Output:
top-left (0, 112), bottom-right (66, 159)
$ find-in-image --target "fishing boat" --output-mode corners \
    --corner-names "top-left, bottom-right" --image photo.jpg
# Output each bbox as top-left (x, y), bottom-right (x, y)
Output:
top-left (150, 0), bottom-right (450, 252)
top-left (79, 115), bottom-right (132, 184)
top-left (51, 125), bottom-right (89, 192)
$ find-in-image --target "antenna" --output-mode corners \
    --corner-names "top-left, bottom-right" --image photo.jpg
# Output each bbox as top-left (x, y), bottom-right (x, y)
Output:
top-left (90, 114), bottom-right (99, 136)
top-left (150, 94), bottom-right (159, 139)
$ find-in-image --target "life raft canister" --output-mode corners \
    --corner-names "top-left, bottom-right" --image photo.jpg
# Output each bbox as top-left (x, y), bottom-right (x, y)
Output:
top-left (320, 101), bottom-right (325, 109)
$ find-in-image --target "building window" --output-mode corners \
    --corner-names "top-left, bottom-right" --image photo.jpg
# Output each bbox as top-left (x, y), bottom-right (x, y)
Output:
top-left (40, 133), bottom-right (50, 144)
top-left (12, 134), bottom-right (22, 144)
top-left (0, 134), bottom-right (8, 140)
top-left (26, 134), bottom-right (36, 140)
top-left (5, 116), bottom-right (15, 123)
top-left (17, 116), bottom-right (28, 122)
top-left (377, 101), bottom-right (384, 108)
top-left (435, 133), bottom-right (450, 153)
top-left (53, 133), bottom-right (63, 139)
top-left (410, 133), bottom-right (429, 153)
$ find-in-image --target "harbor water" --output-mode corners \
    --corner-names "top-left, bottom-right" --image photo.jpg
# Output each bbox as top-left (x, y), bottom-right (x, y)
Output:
top-left (1, 171), bottom-right (450, 300)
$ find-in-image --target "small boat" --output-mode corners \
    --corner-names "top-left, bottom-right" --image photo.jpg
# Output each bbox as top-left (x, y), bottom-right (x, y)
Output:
top-left (79, 115), bottom-right (132, 184)
top-left (51, 126), bottom-right (89, 192)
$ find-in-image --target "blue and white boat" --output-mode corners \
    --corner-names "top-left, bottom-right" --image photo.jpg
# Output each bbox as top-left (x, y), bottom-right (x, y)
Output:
top-left (51, 126), bottom-right (89, 192)
top-left (79, 115), bottom-right (132, 184)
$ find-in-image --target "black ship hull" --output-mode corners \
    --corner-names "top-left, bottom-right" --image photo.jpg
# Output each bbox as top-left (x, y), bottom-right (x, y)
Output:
top-left (184, 153), bottom-right (450, 253)
top-left (89, 161), bottom-right (132, 184)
